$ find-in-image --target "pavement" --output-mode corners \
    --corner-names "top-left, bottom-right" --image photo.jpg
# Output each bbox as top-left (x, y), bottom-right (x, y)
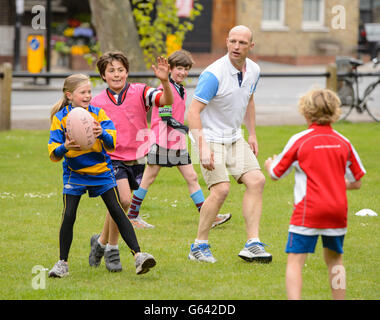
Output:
top-left (9, 61), bottom-right (377, 130)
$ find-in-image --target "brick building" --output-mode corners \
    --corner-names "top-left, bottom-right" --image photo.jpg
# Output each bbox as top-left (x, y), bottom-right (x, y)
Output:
top-left (191, 0), bottom-right (360, 66)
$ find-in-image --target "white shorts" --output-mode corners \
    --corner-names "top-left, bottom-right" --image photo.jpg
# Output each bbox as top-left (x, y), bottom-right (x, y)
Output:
top-left (192, 137), bottom-right (261, 189)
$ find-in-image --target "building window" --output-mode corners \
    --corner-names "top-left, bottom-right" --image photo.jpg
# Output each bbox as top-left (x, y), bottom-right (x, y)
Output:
top-left (302, 0), bottom-right (325, 29)
top-left (262, 0), bottom-right (287, 30)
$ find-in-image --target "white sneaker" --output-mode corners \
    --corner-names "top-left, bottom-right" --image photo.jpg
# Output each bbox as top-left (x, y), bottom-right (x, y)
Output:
top-left (129, 216), bottom-right (155, 229)
top-left (135, 252), bottom-right (156, 275)
top-left (238, 242), bottom-right (272, 263)
top-left (188, 243), bottom-right (217, 263)
top-left (48, 260), bottom-right (69, 278)
top-left (211, 213), bottom-right (232, 228)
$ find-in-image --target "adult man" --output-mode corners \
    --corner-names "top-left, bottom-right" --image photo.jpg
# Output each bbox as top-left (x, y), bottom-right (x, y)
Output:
top-left (187, 25), bottom-right (272, 263)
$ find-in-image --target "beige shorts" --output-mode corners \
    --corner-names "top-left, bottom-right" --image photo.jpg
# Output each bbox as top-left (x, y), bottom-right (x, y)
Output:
top-left (192, 137), bottom-right (261, 189)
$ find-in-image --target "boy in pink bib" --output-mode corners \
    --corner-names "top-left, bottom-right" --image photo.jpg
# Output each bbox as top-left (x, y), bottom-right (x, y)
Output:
top-left (89, 51), bottom-right (173, 272)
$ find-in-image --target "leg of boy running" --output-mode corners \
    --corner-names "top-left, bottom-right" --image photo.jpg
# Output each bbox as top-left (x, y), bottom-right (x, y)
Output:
top-left (178, 164), bottom-right (232, 227)
top-left (128, 164), bottom-right (161, 228)
top-left (323, 248), bottom-right (346, 300)
top-left (101, 187), bottom-right (156, 274)
top-left (90, 179), bottom-right (132, 271)
top-left (286, 253), bottom-right (308, 300)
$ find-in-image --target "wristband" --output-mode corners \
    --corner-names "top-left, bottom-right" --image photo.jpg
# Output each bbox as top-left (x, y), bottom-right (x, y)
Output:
top-left (159, 105), bottom-right (172, 118)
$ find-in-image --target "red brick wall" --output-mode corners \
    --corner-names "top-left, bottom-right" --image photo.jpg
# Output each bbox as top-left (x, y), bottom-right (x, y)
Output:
top-left (212, 0), bottom-right (236, 54)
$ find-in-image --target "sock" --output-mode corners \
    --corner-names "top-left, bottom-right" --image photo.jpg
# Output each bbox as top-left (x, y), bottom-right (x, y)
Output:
top-left (247, 238), bottom-right (261, 244)
top-left (195, 239), bottom-right (209, 245)
top-left (190, 189), bottom-right (205, 212)
top-left (128, 187), bottom-right (148, 219)
top-left (105, 244), bottom-right (118, 252)
top-left (97, 238), bottom-right (106, 249)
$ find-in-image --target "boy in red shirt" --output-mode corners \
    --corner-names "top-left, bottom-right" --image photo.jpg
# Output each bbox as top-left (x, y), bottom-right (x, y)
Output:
top-left (265, 89), bottom-right (365, 300)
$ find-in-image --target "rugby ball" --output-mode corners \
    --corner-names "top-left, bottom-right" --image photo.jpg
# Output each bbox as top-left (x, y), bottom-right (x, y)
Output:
top-left (66, 107), bottom-right (96, 150)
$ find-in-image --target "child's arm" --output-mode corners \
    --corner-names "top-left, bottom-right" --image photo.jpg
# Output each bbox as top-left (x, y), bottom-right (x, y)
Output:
top-left (264, 155), bottom-right (278, 181)
top-left (346, 179), bottom-right (362, 190)
top-left (48, 117), bottom-right (80, 162)
top-left (50, 135), bottom-right (81, 161)
top-left (152, 56), bottom-right (173, 106)
top-left (93, 120), bottom-right (114, 150)
top-left (93, 110), bottom-right (117, 152)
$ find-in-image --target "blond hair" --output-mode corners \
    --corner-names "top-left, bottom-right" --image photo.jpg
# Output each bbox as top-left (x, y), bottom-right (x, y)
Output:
top-left (298, 89), bottom-right (342, 125)
top-left (50, 74), bottom-right (90, 122)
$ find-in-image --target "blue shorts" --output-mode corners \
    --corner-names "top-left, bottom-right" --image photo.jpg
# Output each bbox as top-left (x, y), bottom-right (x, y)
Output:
top-left (285, 232), bottom-right (345, 254)
top-left (63, 182), bottom-right (117, 198)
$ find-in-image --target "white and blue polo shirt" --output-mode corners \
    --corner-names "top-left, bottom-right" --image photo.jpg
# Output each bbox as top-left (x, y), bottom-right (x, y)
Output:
top-left (194, 54), bottom-right (260, 143)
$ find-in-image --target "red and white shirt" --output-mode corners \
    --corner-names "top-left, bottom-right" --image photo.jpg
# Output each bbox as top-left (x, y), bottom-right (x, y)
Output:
top-left (269, 123), bottom-right (366, 235)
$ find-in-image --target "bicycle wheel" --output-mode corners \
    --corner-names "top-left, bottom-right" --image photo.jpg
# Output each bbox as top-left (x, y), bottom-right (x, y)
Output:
top-left (364, 82), bottom-right (380, 122)
top-left (337, 79), bottom-right (355, 121)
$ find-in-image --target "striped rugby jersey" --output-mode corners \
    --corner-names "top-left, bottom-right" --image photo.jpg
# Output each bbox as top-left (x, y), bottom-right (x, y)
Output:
top-left (269, 123), bottom-right (366, 232)
top-left (48, 104), bottom-right (117, 186)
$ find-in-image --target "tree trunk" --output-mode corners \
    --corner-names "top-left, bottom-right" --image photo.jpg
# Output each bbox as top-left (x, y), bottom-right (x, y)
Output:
top-left (89, 0), bottom-right (147, 71)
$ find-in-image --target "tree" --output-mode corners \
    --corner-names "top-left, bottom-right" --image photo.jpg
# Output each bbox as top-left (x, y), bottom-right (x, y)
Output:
top-left (89, 0), bottom-right (203, 71)
top-left (89, 0), bottom-right (146, 71)
top-left (132, 0), bottom-right (203, 69)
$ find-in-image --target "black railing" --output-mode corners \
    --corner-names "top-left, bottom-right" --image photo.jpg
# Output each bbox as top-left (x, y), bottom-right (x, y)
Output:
top-left (1, 70), bottom-right (379, 81)
top-left (9, 71), bottom-right (332, 79)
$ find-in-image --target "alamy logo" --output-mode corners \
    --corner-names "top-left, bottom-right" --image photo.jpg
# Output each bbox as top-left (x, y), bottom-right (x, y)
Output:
top-left (31, 265), bottom-right (47, 290)
top-left (331, 265), bottom-right (346, 290)
top-left (31, 5), bottom-right (46, 30)
top-left (331, 5), bottom-right (346, 30)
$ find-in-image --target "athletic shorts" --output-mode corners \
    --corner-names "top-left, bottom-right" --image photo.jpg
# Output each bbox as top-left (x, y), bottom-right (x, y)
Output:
top-left (63, 182), bottom-right (116, 198)
top-left (147, 143), bottom-right (191, 167)
top-left (285, 232), bottom-right (345, 254)
top-left (192, 137), bottom-right (261, 189)
top-left (111, 160), bottom-right (145, 190)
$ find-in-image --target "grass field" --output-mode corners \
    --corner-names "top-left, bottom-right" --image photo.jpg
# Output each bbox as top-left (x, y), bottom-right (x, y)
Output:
top-left (0, 122), bottom-right (379, 300)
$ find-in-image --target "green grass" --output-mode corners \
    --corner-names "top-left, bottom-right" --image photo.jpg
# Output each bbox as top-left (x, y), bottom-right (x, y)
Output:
top-left (0, 122), bottom-right (379, 300)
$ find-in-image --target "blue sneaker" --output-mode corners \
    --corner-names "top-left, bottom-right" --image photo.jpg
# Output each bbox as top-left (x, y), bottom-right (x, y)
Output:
top-left (238, 242), bottom-right (272, 263)
top-left (188, 243), bottom-right (217, 263)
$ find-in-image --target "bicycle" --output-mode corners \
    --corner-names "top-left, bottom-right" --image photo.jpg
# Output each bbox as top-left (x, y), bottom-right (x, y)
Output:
top-left (337, 57), bottom-right (380, 121)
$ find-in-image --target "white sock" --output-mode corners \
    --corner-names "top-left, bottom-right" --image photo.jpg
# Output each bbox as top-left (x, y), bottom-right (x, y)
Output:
top-left (97, 238), bottom-right (106, 249)
top-left (247, 238), bottom-right (260, 244)
top-left (105, 244), bottom-right (118, 251)
top-left (195, 239), bottom-right (209, 245)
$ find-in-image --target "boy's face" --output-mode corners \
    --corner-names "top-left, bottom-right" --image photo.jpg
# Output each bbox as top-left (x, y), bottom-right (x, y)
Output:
top-left (102, 60), bottom-right (128, 93)
top-left (170, 65), bottom-right (189, 84)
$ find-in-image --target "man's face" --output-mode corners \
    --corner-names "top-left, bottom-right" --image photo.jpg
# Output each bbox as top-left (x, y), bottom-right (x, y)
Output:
top-left (226, 28), bottom-right (254, 67)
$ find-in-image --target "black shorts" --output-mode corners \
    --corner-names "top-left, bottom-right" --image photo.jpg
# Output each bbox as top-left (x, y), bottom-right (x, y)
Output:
top-left (111, 160), bottom-right (145, 190)
top-left (147, 144), bottom-right (191, 167)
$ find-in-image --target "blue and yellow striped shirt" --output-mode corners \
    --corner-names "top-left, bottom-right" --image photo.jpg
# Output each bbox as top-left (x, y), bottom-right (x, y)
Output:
top-left (48, 104), bottom-right (117, 186)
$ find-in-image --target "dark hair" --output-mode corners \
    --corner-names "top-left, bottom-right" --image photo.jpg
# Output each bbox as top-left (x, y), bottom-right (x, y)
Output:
top-left (168, 50), bottom-right (194, 69)
top-left (96, 51), bottom-right (129, 82)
